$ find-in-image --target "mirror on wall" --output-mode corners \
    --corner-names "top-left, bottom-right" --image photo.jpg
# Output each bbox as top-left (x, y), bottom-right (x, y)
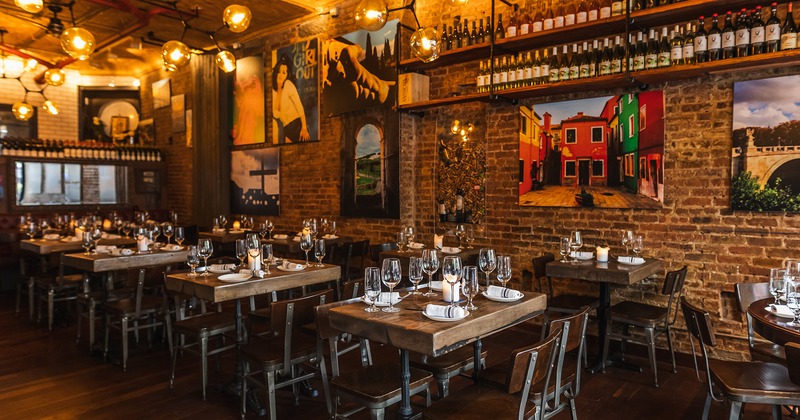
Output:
top-left (14, 161), bottom-right (127, 206)
top-left (435, 104), bottom-right (486, 226)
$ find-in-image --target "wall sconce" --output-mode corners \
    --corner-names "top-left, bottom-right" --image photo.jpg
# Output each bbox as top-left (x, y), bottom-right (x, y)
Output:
top-left (354, 0), bottom-right (440, 63)
top-left (451, 120), bottom-right (475, 142)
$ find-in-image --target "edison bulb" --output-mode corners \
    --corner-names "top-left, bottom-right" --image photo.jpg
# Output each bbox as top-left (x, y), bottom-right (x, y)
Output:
top-left (61, 27), bottom-right (96, 60)
top-left (161, 40), bottom-right (192, 70)
top-left (223, 5), bottom-right (252, 33)
top-left (14, 0), bottom-right (43, 13)
top-left (215, 50), bottom-right (236, 73)
top-left (354, 0), bottom-right (388, 31)
top-left (44, 68), bottom-right (65, 86)
top-left (23, 58), bottom-right (38, 72)
top-left (42, 100), bottom-right (59, 115)
top-left (410, 27), bottom-right (441, 63)
top-left (12, 101), bottom-right (33, 121)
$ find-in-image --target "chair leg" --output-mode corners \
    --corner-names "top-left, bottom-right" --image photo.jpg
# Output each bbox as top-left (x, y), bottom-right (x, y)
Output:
top-left (666, 325), bottom-right (677, 373)
top-left (169, 334), bottom-right (179, 389)
top-left (436, 377), bottom-right (449, 399)
top-left (569, 392), bottom-right (578, 420)
top-left (47, 289), bottom-right (55, 330)
top-left (361, 338), bottom-right (373, 367)
top-left (15, 282), bottom-right (21, 316)
top-left (266, 370), bottom-right (278, 420)
top-left (28, 280), bottom-right (35, 321)
top-left (728, 401), bottom-right (743, 420)
top-left (541, 310), bottom-right (550, 341)
top-left (645, 327), bottom-right (658, 387)
top-left (702, 393), bottom-right (712, 420)
top-left (241, 364), bottom-right (248, 418)
top-left (601, 316), bottom-right (611, 373)
top-left (200, 333), bottom-right (209, 400)
top-left (121, 316), bottom-right (129, 372)
top-left (76, 301), bottom-right (83, 343)
top-left (103, 313), bottom-right (110, 361)
top-left (88, 302), bottom-right (96, 348)
top-left (772, 404), bottom-right (783, 420)
top-left (369, 408), bottom-right (385, 420)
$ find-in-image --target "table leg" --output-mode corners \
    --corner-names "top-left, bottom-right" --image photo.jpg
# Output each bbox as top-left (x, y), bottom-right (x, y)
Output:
top-left (590, 282), bottom-right (642, 374)
top-left (472, 339), bottom-right (483, 382)
top-left (399, 348), bottom-right (413, 419)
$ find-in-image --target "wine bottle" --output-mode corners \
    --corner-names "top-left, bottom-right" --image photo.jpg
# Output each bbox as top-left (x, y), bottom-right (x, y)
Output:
top-left (496, 13), bottom-right (506, 40)
top-left (611, 0), bottom-right (623, 16)
top-left (554, 1), bottom-right (565, 28)
top-left (579, 41), bottom-right (591, 78)
top-left (565, 0), bottom-right (577, 26)
top-left (485, 16), bottom-right (493, 43)
top-left (588, 0), bottom-right (600, 21)
top-left (750, 6), bottom-right (765, 55)
top-left (476, 61), bottom-right (485, 93)
top-left (658, 27), bottom-right (671, 67)
top-left (721, 11), bottom-right (736, 59)
top-left (645, 29), bottom-right (659, 69)
top-left (544, 0), bottom-right (555, 30)
top-left (461, 19), bottom-right (471, 46)
top-left (525, 51), bottom-right (535, 85)
top-left (453, 19), bottom-right (462, 49)
top-left (633, 31), bottom-right (646, 70)
top-left (683, 23), bottom-right (695, 64)
top-left (734, 8), bottom-right (750, 58)
top-left (542, 48), bottom-right (553, 83)
top-left (764, 3), bottom-right (780, 53)
top-left (549, 46), bottom-right (560, 82)
top-left (577, 0), bottom-right (589, 24)
top-left (477, 18), bottom-right (486, 44)
top-left (492, 57), bottom-right (501, 87)
top-left (471, 20), bottom-right (479, 45)
top-left (440, 24), bottom-right (450, 51)
top-left (520, 5), bottom-right (532, 35)
top-left (499, 56), bottom-right (509, 89)
top-left (533, 0), bottom-right (545, 32)
top-left (590, 39), bottom-right (599, 77)
top-left (707, 14), bottom-right (721, 61)
top-left (567, 44), bottom-right (578, 79)
top-left (600, 37), bottom-right (612, 75)
top-left (611, 35), bottom-right (623, 73)
top-left (507, 12), bottom-right (518, 37)
top-left (559, 45), bottom-right (570, 81)
top-left (507, 55), bottom-right (517, 88)
top-left (670, 25), bottom-right (683, 66)
top-left (781, 2), bottom-right (797, 51)
top-left (517, 53), bottom-right (526, 86)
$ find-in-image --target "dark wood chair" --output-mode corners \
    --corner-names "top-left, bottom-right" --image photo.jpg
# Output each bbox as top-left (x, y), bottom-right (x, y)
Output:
top-left (76, 273), bottom-right (133, 350)
top-left (341, 240), bottom-right (370, 281)
top-left (369, 242), bottom-right (397, 265)
top-left (423, 326), bottom-right (564, 420)
top-left (734, 282), bottom-right (786, 364)
top-left (602, 265), bottom-right (687, 387)
top-left (15, 256), bottom-right (36, 320)
top-left (35, 252), bottom-right (86, 330)
top-left (681, 297), bottom-right (800, 420)
top-left (786, 343), bottom-right (800, 386)
top-left (240, 289), bottom-right (334, 420)
top-left (540, 307), bottom-right (590, 420)
top-left (316, 298), bottom-right (432, 419)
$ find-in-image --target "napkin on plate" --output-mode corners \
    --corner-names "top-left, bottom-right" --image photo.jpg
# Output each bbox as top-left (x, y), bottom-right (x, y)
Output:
top-left (618, 256), bottom-right (645, 264)
top-left (570, 251), bottom-right (594, 259)
top-left (163, 244), bottom-right (182, 251)
top-left (43, 233), bottom-right (61, 240)
top-left (425, 304), bottom-right (466, 318)
top-left (323, 234), bottom-right (338, 239)
top-left (210, 264), bottom-right (236, 272)
top-left (769, 304), bottom-right (795, 317)
top-left (273, 234), bottom-right (289, 240)
top-left (239, 268), bottom-right (266, 278)
top-left (282, 262), bottom-right (305, 270)
top-left (95, 245), bottom-right (118, 254)
top-left (376, 292), bottom-right (400, 304)
top-left (441, 246), bottom-right (461, 254)
top-left (111, 248), bottom-right (134, 256)
top-left (486, 285), bottom-right (523, 299)
top-left (408, 242), bottom-right (424, 249)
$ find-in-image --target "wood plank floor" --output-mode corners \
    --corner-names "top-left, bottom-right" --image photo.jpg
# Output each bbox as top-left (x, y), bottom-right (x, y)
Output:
top-left (0, 293), bottom-right (778, 419)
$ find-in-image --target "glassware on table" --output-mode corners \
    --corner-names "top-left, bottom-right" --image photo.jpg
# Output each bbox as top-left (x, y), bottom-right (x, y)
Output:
top-left (90, 226), bottom-right (103, 248)
top-left (81, 233), bottom-right (93, 255)
top-left (122, 222), bottom-right (132, 238)
top-left (786, 280), bottom-right (800, 327)
top-left (364, 267), bottom-right (381, 313)
top-left (218, 215), bottom-right (228, 231)
top-left (314, 239), bottom-right (326, 267)
top-left (559, 237), bottom-right (571, 263)
top-left (631, 235), bottom-right (644, 258)
top-left (396, 231), bottom-right (407, 253)
top-left (197, 238), bottom-right (214, 276)
top-left (496, 255), bottom-right (512, 288)
top-left (246, 233), bottom-right (261, 267)
top-left (266, 219), bottom-right (274, 239)
top-left (262, 244), bottom-right (273, 275)
top-left (174, 227), bottom-right (185, 246)
top-left (114, 217), bottom-right (124, 237)
top-left (442, 256), bottom-right (463, 308)
top-left (300, 233), bottom-right (313, 267)
top-left (569, 231), bottom-right (583, 264)
top-left (464, 225), bottom-right (475, 249)
top-left (455, 224), bottom-right (466, 248)
top-left (478, 248), bottom-right (497, 288)
top-left (405, 226), bottom-right (416, 244)
top-left (381, 258), bottom-right (402, 313)
top-left (621, 230), bottom-right (634, 256)
top-left (163, 223), bottom-right (174, 244)
top-left (769, 268), bottom-right (787, 304)
top-left (151, 223), bottom-right (161, 243)
top-left (170, 211), bottom-right (179, 225)
top-left (213, 217), bottom-right (220, 231)
top-left (421, 249), bottom-right (440, 297)
top-left (26, 222), bottom-right (38, 240)
top-left (409, 256), bottom-right (424, 295)
top-left (187, 246), bottom-right (199, 276)
top-left (462, 265), bottom-right (479, 311)
top-left (329, 221), bottom-right (337, 236)
top-left (235, 239), bottom-right (247, 267)
top-left (785, 259), bottom-right (800, 280)
top-left (259, 222), bottom-right (268, 240)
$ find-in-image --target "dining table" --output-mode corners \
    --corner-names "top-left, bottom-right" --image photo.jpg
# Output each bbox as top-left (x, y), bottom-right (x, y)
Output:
top-left (264, 235), bottom-right (352, 256)
top-left (546, 257), bottom-right (662, 373)
top-left (20, 236), bottom-right (135, 255)
top-left (199, 229), bottom-right (248, 244)
top-left (328, 289), bottom-right (547, 419)
top-left (379, 246), bottom-right (481, 287)
top-left (748, 297), bottom-right (800, 345)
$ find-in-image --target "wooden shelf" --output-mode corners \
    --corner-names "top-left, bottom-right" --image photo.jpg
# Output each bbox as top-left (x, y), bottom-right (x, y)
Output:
top-left (395, 92), bottom-right (491, 111)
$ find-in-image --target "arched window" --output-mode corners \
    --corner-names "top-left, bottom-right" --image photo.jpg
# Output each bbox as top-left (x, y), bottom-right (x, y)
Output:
top-left (354, 123), bottom-right (384, 199)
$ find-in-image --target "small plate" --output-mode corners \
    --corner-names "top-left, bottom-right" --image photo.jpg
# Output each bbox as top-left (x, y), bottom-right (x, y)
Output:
top-left (617, 257), bottom-right (646, 266)
top-left (408, 243), bottom-right (425, 250)
top-left (571, 252), bottom-right (595, 261)
top-left (422, 309), bottom-right (469, 322)
top-left (361, 294), bottom-right (401, 307)
top-left (765, 305), bottom-right (796, 319)
top-left (482, 291), bottom-right (523, 303)
top-left (277, 264), bottom-right (306, 272)
top-left (218, 273), bottom-right (252, 283)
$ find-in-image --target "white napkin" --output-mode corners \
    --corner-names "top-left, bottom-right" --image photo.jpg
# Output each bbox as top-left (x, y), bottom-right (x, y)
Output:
top-left (163, 244), bottom-right (182, 251)
top-left (43, 233), bottom-right (61, 240)
top-left (323, 234), bottom-right (338, 239)
top-left (434, 234), bottom-right (444, 249)
top-left (486, 285), bottom-right (523, 299)
top-left (282, 262), bottom-right (305, 270)
top-left (292, 236), bottom-right (301, 242)
top-left (239, 269), bottom-right (265, 278)
top-left (408, 242), bottom-right (424, 249)
top-left (95, 245), bottom-right (118, 254)
top-left (111, 248), bottom-right (134, 256)
top-left (618, 256), bottom-right (645, 264)
top-left (425, 304), bottom-right (466, 318)
top-left (769, 304), bottom-right (795, 317)
top-left (104, 233), bottom-right (121, 239)
top-left (210, 264), bottom-right (236, 272)
top-left (273, 234), bottom-right (288, 240)
top-left (61, 236), bottom-right (80, 242)
top-left (212, 228), bottom-right (225, 233)
top-left (441, 246), bottom-right (461, 254)
top-left (570, 251), bottom-right (594, 259)
top-left (376, 292), bottom-right (400, 304)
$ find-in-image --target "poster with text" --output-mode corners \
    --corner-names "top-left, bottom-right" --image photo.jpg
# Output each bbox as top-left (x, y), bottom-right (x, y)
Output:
top-left (232, 56), bottom-right (266, 146)
top-left (230, 148), bottom-right (280, 216)
top-left (271, 38), bottom-right (319, 145)
top-left (321, 20), bottom-right (397, 116)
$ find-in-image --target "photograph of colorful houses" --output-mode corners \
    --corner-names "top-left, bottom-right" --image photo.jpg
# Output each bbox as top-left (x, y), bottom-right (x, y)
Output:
top-left (519, 92), bottom-right (665, 209)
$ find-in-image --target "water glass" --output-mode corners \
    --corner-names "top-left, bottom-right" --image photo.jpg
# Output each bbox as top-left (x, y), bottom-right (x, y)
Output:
top-left (300, 233), bottom-right (313, 266)
top-left (770, 268), bottom-right (786, 304)
top-left (559, 237), bottom-right (571, 263)
top-left (82, 233), bottom-right (93, 255)
top-left (163, 223), bottom-right (174, 244)
top-left (262, 244), bottom-right (273, 275)
top-left (329, 221), bottom-right (337, 236)
top-left (786, 280), bottom-right (800, 327)
top-left (462, 266), bottom-right (479, 311)
top-left (381, 258), bottom-right (402, 313)
top-left (197, 238), bottom-right (213, 276)
top-left (246, 233), bottom-right (261, 268)
top-left (409, 256), bottom-right (424, 294)
top-left (621, 230), bottom-right (634, 256)
top-left (442, 256), bottom-right (463, 308)
top-left (405, 226), bottom-right (416, 244)
top-left (497, 255), bottom-right (512, 288)
top-left (569, 231), bottom-right (582, 264)
top-left (396, 231), bottom-right (407, 253)
top-left (218, 215), bottom-right (228, 230)
top-left (421, 249), bottom-right (440, 297)
top-left (174, 226), bottom-right (185, 246)
top-left (364, 267), bottom-right (381, 313)
top-left (455, 224), bottom-right (466, 248)
top-left (235, 239), bottom-right (247, 267)
top-left (314, 239), bottom-right (326, 267)
top-left (186, 245), bottom-right (199, 276)
top-left (632, 235), bottom-right (644, 257)
top-left (478, 248), bottom-right (496, 288)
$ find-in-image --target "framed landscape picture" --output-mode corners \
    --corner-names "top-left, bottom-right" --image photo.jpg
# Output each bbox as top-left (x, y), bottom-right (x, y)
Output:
top-left (230, 148), bottom-right (280, 216)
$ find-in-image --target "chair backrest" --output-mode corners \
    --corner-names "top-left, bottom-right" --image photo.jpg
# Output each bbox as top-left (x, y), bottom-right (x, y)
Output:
top-left (680, 296), bottom-right (720, 399)
top-left (341, 279), bottom-right (363, 300)
top-left (545, 306), bottom-right (590, 406)
top-left (506, 325), bottom-right (562, 395)
top-left (344, 240), bottom-right (370, 280)
top-left (531, 254), bottom-right (555, 297)
top-left (369, 242), bottom-right (397, 264)
top-left (182, 224), bottom-right (200, 245)
top-left (661, 265), bottom-right (688, 327)
top-left (786, 343), bottom-right (800, 386)
top-left (734, 282), bottom-right (770, 312)
top-left (271, 289), bottom-right (334, 374)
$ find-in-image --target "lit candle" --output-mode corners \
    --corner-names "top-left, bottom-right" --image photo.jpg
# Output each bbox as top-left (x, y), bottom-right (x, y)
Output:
top-left (442, 280), bottom-right (460, 302)
top-left (248, 254), bottom-right (261, 271)
top-left (137, 236), bottom-right (149, 252)
top-left (596, 245), bottom-right (609, 263)
top-left (233, 221), bottom-right (241, 230)
top-left (102, 219), bottom-right (112, 230)
top-left (75, 227), bottom-right (85, 240)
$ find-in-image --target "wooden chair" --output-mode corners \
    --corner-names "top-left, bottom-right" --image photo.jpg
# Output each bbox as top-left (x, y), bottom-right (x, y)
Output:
top-left (602, 265), bottom-right (687, 387)
top-left (76, 273), bottom-right (133, 350)
top-left (541, 307), bottom-right (590, 420)
top-left (316, 298), bottom-right (432, 419)
top-left (423, 326), bottom-right (564, 420)
top-left (369, 242), bottom-right (397, 265)
top-left (15, 256), bottom-right (36, 320)
top-left (409, 347), bottom-right (487, 399)
top-left (240, 289), bottom-right (333, 420)
top-left (734, 282), bottom-right (786, 364)
top-left (681, 297), bottom-right (800, 420)
top-left (35, 252), bottom-right (86, 330)
top-left (786, 343), bottom-right (800, 386)
top-left (532, 254), bottom-right (598, 342)
top-left (341, 240), bottom-right (370, 281)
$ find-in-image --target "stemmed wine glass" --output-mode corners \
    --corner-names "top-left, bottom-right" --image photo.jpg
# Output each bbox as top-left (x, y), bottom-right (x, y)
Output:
top-left (769, 268), bottom-right (786, 304)
top-left (218, 215), bottom-right (228, 231)
top-left (186, 245), bottom-right (199, 276)
top-left (163, 223), bottom-right (174, 244)
top-left (300, 233), bottom-right (313, 267)
top-left (381, 258), bottom-right (402, 313)
top-left (314, 239), bottom-right (326, 267)
top-left (621, 230), bottom-right (634, 256)
top-left (90, 226), bottom-right (103, 250)
top-left (26, 222), bottom-right (38, 240)
top-left (405, 226), bottom-right (416, 246)
top-left (262, 244), bottom-right (273, 275)
top-left (442, 256), bottom-right (463, 309)
top-left (259, 222), bottom-right (268, 241)
top-left (246, 233), bottom-right (261, 270)
top-left (409, 256), bottom-right (424, 295)
top-left (478, 248), bottom-right (496, 288)
top-left (569, 231), bottom-right (582, 264)
top-left (235, 239), bottom-right (247, 267)
top-left (455, 224), bottom-right (466, 248)
top-left (421, 249), bottom-right (440, 297)
top-left (266, 220), bottom-right (274, 239)
top-left (364, 267), bottom-right (381, 313)
top-left (122, 222), bottom-right (132, 238)
top-left (81, 233), bottom-right (93, 255)
top-left (786, 279), bottom-right (800, 327)
top-left (329, 221), bottom-right (337, 237)
top-left (559, 237), bottom-right (571, 263)
top-left (464, 225), bottom-right (475, 249)
top-left (197, 238), bottom-right (213, 276)
top-left (114, 217), bottom-right (124, 237)
top-left (496, 256), bottom-right (512, 288)
top-left (462, 266), bottom-right (479, 311)
top-left (632, 235), bottom-right (644, 258)
top-left (174, 227), bottom-right (185, 246)
top-left (396, 231), bottom-right (407, 253)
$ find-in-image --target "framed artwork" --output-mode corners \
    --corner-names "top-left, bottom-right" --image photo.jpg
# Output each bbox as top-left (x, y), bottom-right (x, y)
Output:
top-left (519, 92), bottom-right (665, 209)
top-left (152, 79), bottom-right (170, 109)
top-left (271, 37), bottom-right (320, 145)
top-left (230, 147), bottom-right (280, 216)
top-left (171, 94), bottom-right (185, 133)
top-left (135, 169), bottom-right (160, 193)
top-left (110, 116), bottom-right (129, 140)
top-left (137, 118), bottom-right (155, 145)
top-left (321, 20), bottom-right (398, 116)
top-left (232, 56), bottom-right (266, 146)
top-left (732, 75), bottom-right (800, 212)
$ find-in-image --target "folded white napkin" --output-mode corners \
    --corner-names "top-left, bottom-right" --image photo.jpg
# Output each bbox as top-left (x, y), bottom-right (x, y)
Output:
top-left (425, 304), bottom-right (466, 318)
top-left (486, 285), bottom-right (523, 299)
top-left (292, 236), bottom-right (301, 242)
top-left (441, 246), bottom-right (461, 254)
top-left (163, 244), bottom-right (182, 251)
top-left (323, 234), bottom-right (338, 239)
top-left (376, 292), bottom-right (400, 303)
top-left (769, 304), bottom-right (795, 317)
top-left (95, 245), bottom-right (118, 254)
top-left (43, 233), bottom-right (61, 240)
top-left (570, 251), bottom-right (594, 259)
top-left (111, 248), bottom-right (134, 256)
top-left (282, 262), bottom-right (305, 270)
top-left (239, 269), bottom-right (265, 278)
top-left (408, 242), bottom-right (424, 249)
top-left (62, 236), bottom-right (80, 242)
top-left (618, 256), bottom-right (645, 264)
top-left (104, 233), bottom-right (121, 239)
top-left (273, 234), bottom-right (288, 240)
top-left (210, 263), bottom-right (236, 272)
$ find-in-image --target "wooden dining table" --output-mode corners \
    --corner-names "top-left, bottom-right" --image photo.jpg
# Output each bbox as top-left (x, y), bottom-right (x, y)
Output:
top-left (546, 257), bottom-right (662, 373)
top-left (328, 290), bottom-right (547, 419)
top-left (748, 297), bottom-right (800, 345)
top-left (199, 229), bottom-right (248, 244)
top-left (264, 235), bottom-right (352, 255)
top-left (20, 236), bottom-right (135, 255)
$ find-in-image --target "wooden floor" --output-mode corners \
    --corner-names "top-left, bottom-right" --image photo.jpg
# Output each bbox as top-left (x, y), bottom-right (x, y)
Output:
top-left (519, 185), bottom-right (662, 209)
top-left (0, 292), bottom-right (778, 419)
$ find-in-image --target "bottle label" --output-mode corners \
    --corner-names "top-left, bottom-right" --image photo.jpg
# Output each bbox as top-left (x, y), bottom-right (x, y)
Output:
top-left (544, 19), bottom-right (554, 30)
top-left (683, 44), bottom-right (694, 59)
top-left (541, 64), bottom-right (549, 77)
top-left (519, 24), bottom-right (530, 35)
top-left (517, 68), bottom-right (524, 80)
top-left (527, 66), bottom-right (535, 79)
top-left (508, 70), bottom-right (516, 82)
top-left (658, 51), bottom-right (670, 67)
top-left (645, 53), bottom-right (658, 68)
top-left (500, 72), bottom-right (508, 83)
top-left (507, 26), bottom-right (517, 37)
top-left (751, 27), bottom-right (765, 44)
top-left (736, 29), bottom-right (750, 47)
top-left (708, 33), bottom-right (721, 50)
top-left (577, 12), bottom-right (587, 24)
top-left (781, 33), bottom-right (797, 50)
top-left (611, 59), bottom-right (621, 73)
top-left (565, 15), bottom-right (576, 26)
top-left (671, 46), bottom-right (683, 61)
top-left (722, 32), bottom-right (735, 49)
top-left (600, 7), bottom-right (612, 19)
top-left (599, 61), bottom-right (611, 75)
top-left (554, 17), bottom-right (564, 28)
top-left (589, 63), bottom-right (596, 77)
top-left (559, 67), bottom-right (569, 80)
top-left (579, 64), bottom-right (590, 77)
top-left (633, 56), bottom-right (645, 70)
top-left (550, 69), bottom-right (559, 82)
top-left (766, 24), bottom-right (780, 42)
top-left (477, 75), bottom-right (484, 87)
top-left (611, 2), bottom-right (622, 16)
top-left (588, 10), bottom-right (598, 21)
top-left (569, 66), bottom-right (579, 79)
top-left (695, 35), bottom-right (708, 52)
top-left (533, 21), bottom-right (543, 32)
top-left (493, 72), bottom-right (500, 84)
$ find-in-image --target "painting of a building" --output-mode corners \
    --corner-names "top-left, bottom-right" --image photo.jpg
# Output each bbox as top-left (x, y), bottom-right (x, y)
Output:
top-left (558, 112), bottom-right (609, 188)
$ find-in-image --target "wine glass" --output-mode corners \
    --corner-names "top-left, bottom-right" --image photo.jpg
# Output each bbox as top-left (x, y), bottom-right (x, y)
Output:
top-left (26, 222), bottom-right (38, 240)
top-left (478, 248), bottom-right (496, 288)
top-left (300, 233), bottom-right (313, 267)
top-left (462, 265), bottom-right (479, 311)
top-left (364, 267), bottom-right (381, 313)
top-left (174, 227), bottom-right (185, 246)
top-left (114, 217), bottom-right (124, 237)
top-left (396, 231), bottom-right (407, 253)
top-left (186, 245), bottom-right (199, 276)
top-left (197, 238), bottom-right (213, 276)
top-left (785, 259), bottom-right (800, 279)
top-left (421, 249), bottom-right (440, 297)
top-left (559, 237), bottom-right (571, 263)
top-left (266, 219), bottom-right (274, 239)
top-left (632, 235), bottom-right (644, 258)
top-left (455, 224), bottom-right (466, 248)
top-left (409, 256), bottom-right (424, 295)
top-left (262, 244), bottom-right (273, 275)
top-left (259, 222), bottom-right (268, 240)
top-left (769, 268), bottom-right (786, 304)
top-left (151, 223), bottom-right (161, 243)
top-left (569, 231), bottom-right (582, 264)
top-left (310, 219), bottom-right (318, 239)
top-left (81, 233), bottom-right (93, 255)
top-left (405, 226), bottom-right (416, 246)
top-left (621, 230), bottom-right (634, 256)
top-left (170, 211), bottom-right (179, 225)
top-left (90, 226), bottom-right (103, 249)
top-left (163, 223), bottom-right (174, 244)
top-left (496, 256), bottom-right (512, 288)
top-left (442, 256), bottom-right (463, 308)
top-left (314, 239), bottom-right (326, 267)
top-left (464, 225), bottom-right (475, 249)
top-left (213, 217), bottom-right (220, 231)
top-left (381, 258), bottom-right (402, 313)
top-left (235, 239), bottom-right (247, 267)
top-left (329, 221), bottom-right (337, 237)
top-left (786, 280), bottom-right (800, 327)
top-left (219, 215), bottom-right (228, 231)
top-left (122, 222), bottom-right (132, 238)
top-left (246, 233), bottom-right (260, 266)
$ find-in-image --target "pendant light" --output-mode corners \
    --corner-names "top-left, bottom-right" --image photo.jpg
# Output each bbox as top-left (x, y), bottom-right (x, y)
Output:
top-left (223, 5), bottom-right (252, 33)
top-left (44, 68), bottom-right (65, 86)
top-left (42, 100), bottom-right (59, 115)
top-left (14, 0), bottom-right (43, 13)
top-left (354, 0), bottom-right (388, 31)
top-left (215, 50), bottom-right (237, 73)
top-left (60, 27), bottom-right (96, 60)
top-left (23, 58), bottom-right (38, 72)
top-left (161, 40), bottom-right (192, 71)
top-left (12, 100), bottom-right (34, 121)
top-left (410, 27), bottom-right (441, 63)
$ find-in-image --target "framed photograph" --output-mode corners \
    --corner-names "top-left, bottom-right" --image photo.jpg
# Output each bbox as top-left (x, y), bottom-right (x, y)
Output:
top-left (230, 148), bottom-right (280, 216)
top-left (232, 56), bottom-right (266, 146)
top-left (137, 118), bottom-right (155, 145)
top-left (110, 116), bottom-right (129, 140)
top-left (152, 79), bottom-right (171, 109)
top-left (271, 37), bottom-right (319, 145)
top-left (135, 169), bottom-right (160, 193)
top-left (171, 94), bottom-right (185, 133)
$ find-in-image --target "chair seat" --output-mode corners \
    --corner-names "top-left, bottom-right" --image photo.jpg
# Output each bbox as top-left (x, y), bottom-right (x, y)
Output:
top-left (174, 311), bottom-right (236, 335)
top-left (750, 343), bottom-right (787, 364)
top-left (709, 360), bottom-right (800, 404)
top-left (241, 333), bottom-right (318, 370)
top-left (423, 382), bottom-right (537, 419)
top-left (35, 274), bottom-right (84, 289)
top-left (105, 296), bottom-right (164, 316)
top-left (479, 360), bottom-right (576, 399)
top-left (410, 347), bottom-right (486, 376)
top-left (548, 294), bottom-right (599, 313)
top-left (332, 363), bottom-right (432, 404)
top-left (609, 300), bottom-right (667, 328)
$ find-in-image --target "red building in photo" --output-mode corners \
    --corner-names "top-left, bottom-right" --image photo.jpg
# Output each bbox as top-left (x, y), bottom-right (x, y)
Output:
top-left (558, 112), bottom-right (610, 187)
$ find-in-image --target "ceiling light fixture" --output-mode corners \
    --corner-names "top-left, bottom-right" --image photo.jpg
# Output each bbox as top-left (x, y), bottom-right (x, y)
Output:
top-left (161, 40), bottom-right (192, 71)
top-left (12, 100), bottom-right (34, 121)
top-left (353, 0), bottom-right (440, 63)
top-left (0, 29), bottom-right (57, 121)
top-left (44, 68), bottom-right (65, 86)
top-left (222, 5), bottom-right (252, 33)
top-left (61, 27), bottom-right (95, 60)
top-left (42, 100), bottom-right (58, 115)
top-left (14, 0), bottom-right (43, 14)
top-left (215, 49), bottom-right (236, 73)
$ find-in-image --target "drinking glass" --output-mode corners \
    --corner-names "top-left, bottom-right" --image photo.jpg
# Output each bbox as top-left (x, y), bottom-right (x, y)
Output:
top-left (421, 249), bottom-right (440, 297)
top-left (464, 225), bottom-right (475, 249)
top-left (770, 268), bottom-right (786, 304)
top-left (262, 244), bottom-right (273, 275)
top-left (114, 217), bottom-right (124, 237)
top-left (122, 222), bottom-right (132, 238)
top-left (786, 280), bottom-right (800, 327)
top-left (246, 233), bottom-right (261, 267)
top-left (786, 259), bottom-right (800, 280)
top-left (197, 238), bottom-right (213, 276)
top-left (569, 231), bottom-right (582, 264)
top-left (259, 222), bottom-right (268, 240)
top-left (442, 256), bottom-right (463, 308)
top-left (163, 223), bottom-right (174, 244)
top-left (213, 217), bottom-right (220, 231)
top-left (310, 219), bottom-right (318, 239)
top-left (559, 237), bottom-right (571, 263)
top-left (314, 239), bottom-right (326, 267)
top-left (235, 239), bottom-right (247, 267)
top-left (26, 222), bottom-right (37, 240)
top-left (300, 233), bottom-right (313, 267)
top-left (455, 224), bottom-right (466, 248)
top-left (90, 226), bottom-right (103, 249)
top-left (462, 266), bottom-right (479, 311)
top-left (405, 226), bottom-right (416, 245)
top-left (409, 256), bottom-right (424, 295)
top-left (497, 255), bottom-right (512, 288)
top-left (478, 248), bottom-right (496, 288)
top-left (266, 219), bottom-right (274, 239)
top-left (396, 231), bottom-right (407, 253)
top-left (364, 267), bottom-right (381, 313)
top-left (81, 233), bottom-right (93, 255)
top-left (632, 235), bottom-right (644, 258)
top-left (329, 221), bottom-right (337, 237)
top-left (381, 258), bottom-right (402, 313)
top-left (186, 246), bottom-right (199, 276)
top-left (174, 227), bottom-right (185, 246)
top-left (219, 215), bottom-right (228, 231)
top-left (151, 223), bottom-right (161, 243)
top-left (621, 230), bottom-right (634, 256)
top-left (170, 211), bottom-right (179, 225)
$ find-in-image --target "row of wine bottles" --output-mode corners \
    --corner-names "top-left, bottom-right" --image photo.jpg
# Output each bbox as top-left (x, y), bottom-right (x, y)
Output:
top-left (0, 138), bottom-right (162, 162)
top-left (475, 2), bottom-right (799, 91)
